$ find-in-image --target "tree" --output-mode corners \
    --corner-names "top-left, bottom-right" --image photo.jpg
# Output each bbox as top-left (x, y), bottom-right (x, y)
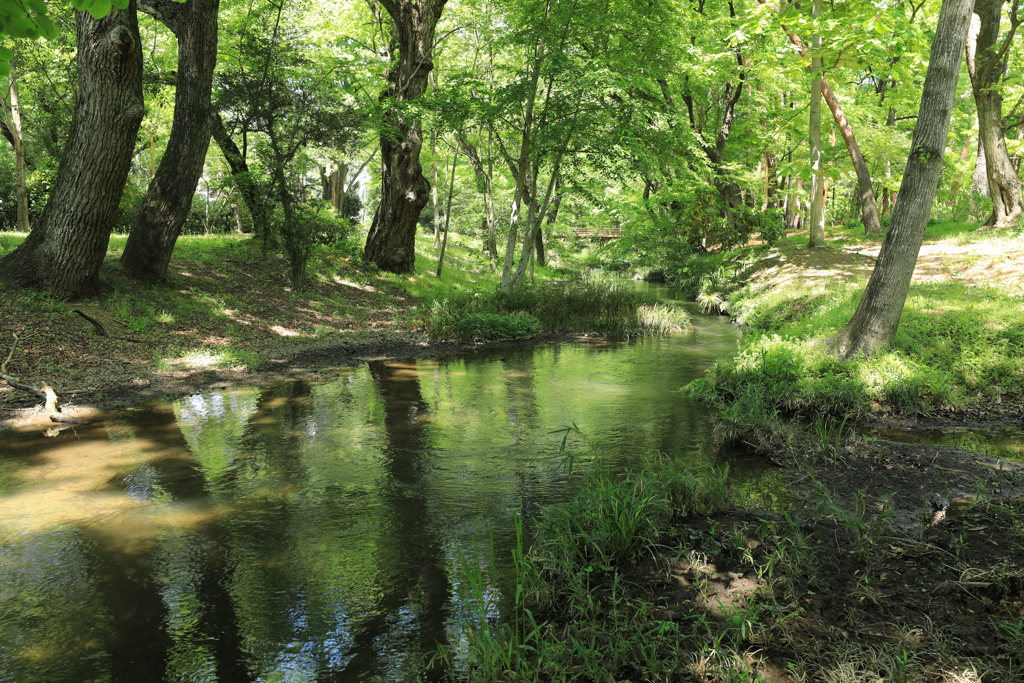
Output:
top-left (363, 0), bottom-right (448, 273)
top-left (214, 0), bottom-right (363, 287)
top-left (759, 0), bottom-right (887, 236)
top-left (0, 3), bottom-right (144, 299)
top-left (828, 0), bottom-right (975, 359)
top-left (1, 73), bottom-right (29, 231)
top-left (967, 0), bottom-right (1022, 228)
top-left (807, 0), bottom-right (826, 248)
top-left (120, 0), bottom-right (220, 283)
top-left (209, 110), bottom-right (273, 239)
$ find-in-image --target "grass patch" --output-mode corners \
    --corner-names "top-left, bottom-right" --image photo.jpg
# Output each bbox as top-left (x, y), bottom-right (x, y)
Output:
top-left (0, 231), bottom-right (26, 257)
top-left (397, 234), bottom-right (691, 340)
top-left (684, 228), bottom-right (1024, 441)
top-left (445, 457), bottom-right (1024, 682)
top-left (422, 277), bottom-right (690, 340)
top-left (443, 457), bottom-right (736, 681)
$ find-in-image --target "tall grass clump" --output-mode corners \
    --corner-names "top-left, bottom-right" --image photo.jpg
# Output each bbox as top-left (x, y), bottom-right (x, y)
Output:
top-left (424, 275), bottom-right (690, 340)
top-left (445, 458), bottom-right (737, 682)
top-left (527, 461), bottom-right (732, 611)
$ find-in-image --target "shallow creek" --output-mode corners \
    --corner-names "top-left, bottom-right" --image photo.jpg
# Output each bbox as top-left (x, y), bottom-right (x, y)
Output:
top-left (0, 287), bottom-right (798, 682)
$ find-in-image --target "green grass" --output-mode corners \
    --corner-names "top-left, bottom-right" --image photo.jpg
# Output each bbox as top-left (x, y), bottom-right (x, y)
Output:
top-left (676, 220), bottom-right (1024, 452)
top-left (395, 232), bottom-right (691, 340)
top-left (0, 231), bottom-right (25, 257)
top-left (687, 268), bottom-right (1023, 445)
top-left (443, 455), bottom-right (738, 682)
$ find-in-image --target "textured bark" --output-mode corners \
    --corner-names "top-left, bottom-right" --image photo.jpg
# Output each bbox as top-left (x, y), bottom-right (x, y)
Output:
top-left (364, 0), bottom-right (448, 273)
top-left (829, 0), bottom-right (973, 359)
top-left (967, 0), bottom-right (1023, 227)
top-left (122, 0), bottom-right (220, 283)
top-left (0, 5), bottom-right (144, 299)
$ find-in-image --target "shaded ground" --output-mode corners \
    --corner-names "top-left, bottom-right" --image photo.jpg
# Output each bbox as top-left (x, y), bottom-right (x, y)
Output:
top-left (533, 229), bottom-right (1024, 682)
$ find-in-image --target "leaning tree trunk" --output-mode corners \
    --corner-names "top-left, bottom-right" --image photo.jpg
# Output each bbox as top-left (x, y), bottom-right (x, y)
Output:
top-left (0, 4), bottom-right (144, 299)
top-left (968, 0), bottom-right (1023, 228)
top-left (209, 112), bottom-right (271, 240)
top-left (364, 0), bottom-right (448, 274)
top-left (828, 0), bottom-right (974, 359)
top-left (121, 0), bottom-right (219, 283)
top-left (820, 83), bottom-right (883, 235)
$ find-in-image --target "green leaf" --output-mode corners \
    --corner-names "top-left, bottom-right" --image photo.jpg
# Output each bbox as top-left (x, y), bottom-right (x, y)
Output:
top-left (0, 61), bottom-right (10, 77)
top-left (0, 46), bottom-right (11, 61)
top-left (34, 13), bottom-right (55, 38)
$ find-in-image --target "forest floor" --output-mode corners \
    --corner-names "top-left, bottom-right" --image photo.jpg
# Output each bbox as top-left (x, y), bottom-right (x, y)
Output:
top-left (2, 229), bottom-right (1024, 680)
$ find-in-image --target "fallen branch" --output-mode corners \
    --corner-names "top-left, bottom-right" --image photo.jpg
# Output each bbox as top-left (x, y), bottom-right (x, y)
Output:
top-left (0, 334), bottom-right (86, 424)
top-left (73, 309), bottom-right (108, 337)
top-left (42, 385), bottom-right (88, 424)
top-left (0, 332), bottom-right (46, 403)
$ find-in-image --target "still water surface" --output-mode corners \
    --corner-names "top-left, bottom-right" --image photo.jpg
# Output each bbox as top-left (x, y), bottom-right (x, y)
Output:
top-left (0, 289), bottom-right (788, 682)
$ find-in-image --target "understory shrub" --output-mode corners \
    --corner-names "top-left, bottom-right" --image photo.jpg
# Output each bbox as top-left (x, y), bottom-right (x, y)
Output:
top-left (423, 276), bottom-right (690, 340)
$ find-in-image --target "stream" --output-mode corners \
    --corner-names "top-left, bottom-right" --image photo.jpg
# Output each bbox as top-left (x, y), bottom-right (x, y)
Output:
top-left (0, 284), bottom-right (795, 682)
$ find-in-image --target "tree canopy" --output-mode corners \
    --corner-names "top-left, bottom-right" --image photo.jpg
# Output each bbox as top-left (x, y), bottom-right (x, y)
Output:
top-left (0, 0), bottom-right (1019, 351)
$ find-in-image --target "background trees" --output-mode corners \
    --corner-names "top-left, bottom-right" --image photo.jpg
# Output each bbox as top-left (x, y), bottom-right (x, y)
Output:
top-left (0, 0), bottom-right (1018, 361)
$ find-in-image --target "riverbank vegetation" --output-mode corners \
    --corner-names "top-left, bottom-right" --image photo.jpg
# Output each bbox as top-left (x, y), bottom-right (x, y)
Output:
top-left (0, 228), bottom-right (684, 415)
top-left (450, 454), bottom-right (1024, 682)
top-left (683, 221), bottom-right (1024, 452)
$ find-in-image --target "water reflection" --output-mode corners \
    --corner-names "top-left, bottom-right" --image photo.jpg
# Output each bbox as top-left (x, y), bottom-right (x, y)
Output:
top-left (0, 299), bottom-right (798, 682)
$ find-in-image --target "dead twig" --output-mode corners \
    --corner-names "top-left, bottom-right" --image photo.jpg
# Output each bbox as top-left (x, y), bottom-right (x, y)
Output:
top-left (1, 331), bottom-right (19, 374)
top-left (0, 332), bottom-right (45, 403)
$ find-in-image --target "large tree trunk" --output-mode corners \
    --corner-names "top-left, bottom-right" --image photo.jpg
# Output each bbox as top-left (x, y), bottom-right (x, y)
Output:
top-left (829, 0), bottom-right (973, 359)
top-left (363, 0), bottom-right (448, 274)
top-left (967, 0), bottom-right (1023, 227)
top-left (121, 0), bottom-right (219, 283)
top-left (0, 4), bottom-right (144, 299)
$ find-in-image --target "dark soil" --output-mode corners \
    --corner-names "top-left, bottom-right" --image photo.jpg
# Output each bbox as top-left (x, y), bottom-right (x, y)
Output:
top-left (544, 419), bottom-right (1024, 681)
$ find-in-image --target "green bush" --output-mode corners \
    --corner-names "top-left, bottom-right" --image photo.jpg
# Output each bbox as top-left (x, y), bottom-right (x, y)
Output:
top-left (429, 308), bottom-right (539, 340)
